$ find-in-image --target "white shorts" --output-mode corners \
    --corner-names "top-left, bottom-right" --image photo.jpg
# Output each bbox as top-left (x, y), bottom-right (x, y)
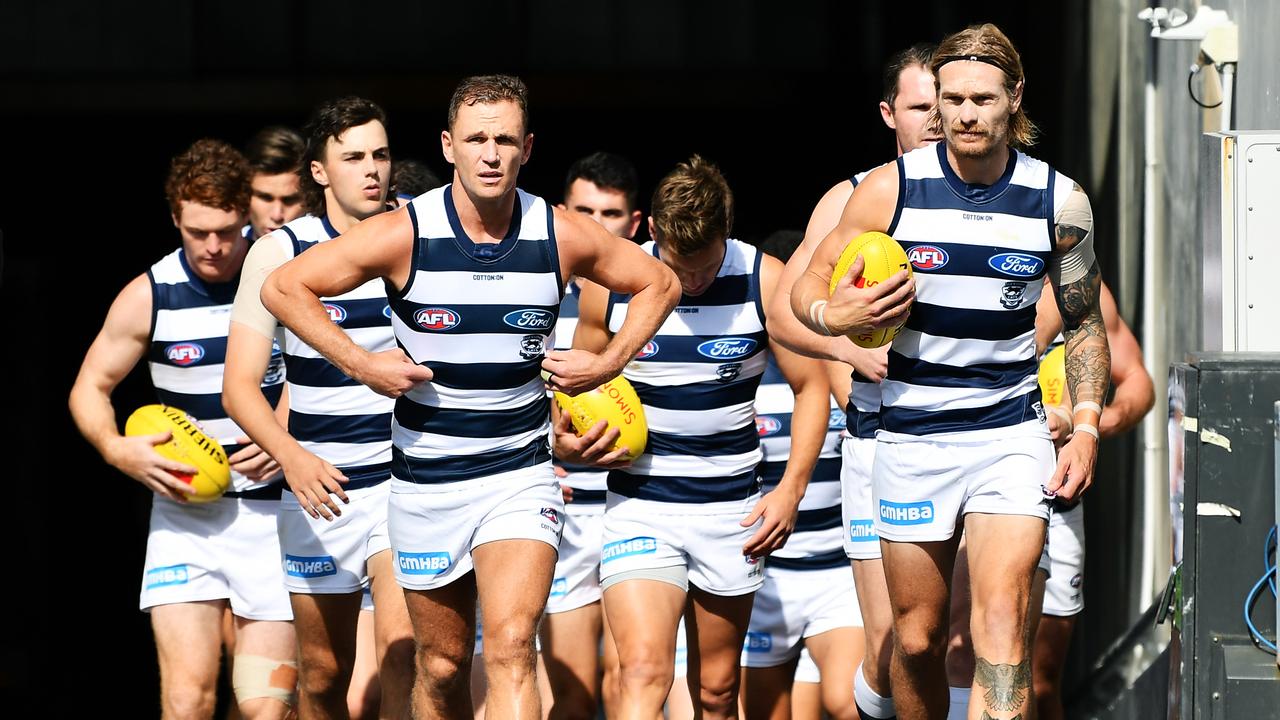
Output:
top-left (546, 500), bottom-right (604, 614)
top-left (389, 462), bottom-right (564, 590)
top-left (841, 436), bottom-right (880, 560)
top-left (742, 565), bottom-right (862, 668)
top-left (871, 430), bottom-right (1054, 543)
top-left (278, 481), bottom-right (391, 595)
top-left (600, 492), bottom-right (765, 596)
top-left (795, 646), bottom-right (820, 684)
top-left (1042, 502), bottom-right (1085, 616)
top-left (140, 496), bottom-right (292, 621)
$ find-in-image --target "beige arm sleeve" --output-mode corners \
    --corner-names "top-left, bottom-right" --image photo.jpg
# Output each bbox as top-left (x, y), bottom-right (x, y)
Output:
top-left (230, 233), bottom-right (293, 339)
top-left (1049, 184), bottom-right (1095, 285)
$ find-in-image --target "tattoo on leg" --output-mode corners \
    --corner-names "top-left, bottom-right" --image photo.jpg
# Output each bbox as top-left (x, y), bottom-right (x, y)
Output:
top-left (974, 657), bottom-right (1032, 713)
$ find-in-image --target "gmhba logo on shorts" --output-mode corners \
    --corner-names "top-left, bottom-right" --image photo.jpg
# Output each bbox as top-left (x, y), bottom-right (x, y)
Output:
top-left (398, 551), bottom-right (452, 575)
top-left (285, 554), bottom-right (338, 578)
top-left (848, 519), bottom-right (878, 541)
top-left (743, 631), bottom-right (773, 652)
top-left (602, 536), bottom-right (658, 563)
top-left (696, 337), bottom-right (758, 360)
top-left (145, 564), bottom-right (190, 589)
top-left (503, 308), bottom-right (554, 331)
top-left (879, 500), bottom-right (935, 526)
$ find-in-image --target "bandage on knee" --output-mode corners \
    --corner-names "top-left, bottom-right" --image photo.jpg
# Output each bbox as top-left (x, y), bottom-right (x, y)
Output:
top-left (232, 654), bottom-right (298, 706)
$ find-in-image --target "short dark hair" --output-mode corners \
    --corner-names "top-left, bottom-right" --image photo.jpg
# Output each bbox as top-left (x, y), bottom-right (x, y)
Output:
top-left (392, 159), bottom-right (443, 199)
top-left (164, 139), bottom-right (251, 217)
top-left (564, 152), bottom-right (640, 211)
top-left (650, 155), bottom-right (734, 256)
top-left (756, 229), bottom-right (804, 264)
top-left (883, 42), bottom-right (937, 108)
top-left (299, 96), bottom-right (388, 215)
top-left (245, 126), bottom-right (304, 176)
top-left (447, 74), bottom-right (529, 134)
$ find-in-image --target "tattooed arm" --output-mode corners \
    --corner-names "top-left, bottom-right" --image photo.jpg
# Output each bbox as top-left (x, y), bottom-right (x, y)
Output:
top-left (1044, 182), bottom-right (1111, 502)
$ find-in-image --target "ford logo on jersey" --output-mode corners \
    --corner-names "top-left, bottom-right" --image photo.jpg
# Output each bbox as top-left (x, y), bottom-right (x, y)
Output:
top-left (415, 308), bottom-right (460, 331)
top-left (909, 245), bottom-right (949, 270)
top-left (324, 303), bottom-right (348, 324)
top-left (503, 309), bottom-right (554, 330)
top-left (636, 340), bottom-right (660, 359)
top-left (398, 551), bottom-right (452, 575)
top-left (988, 253), bottom-right (1043, 278)
top-left (879, 500), bottom-right (935, 525)
top-left (165, 342), bottom-right (205, 366)
top-left (756, 415), bottom-right (783, 437)
top-left (697, 337), bottom-right (758, 359)
top-left (284, 554), bottom-right (338, 578)
top-left (828, 408), bottom-right (847, 429)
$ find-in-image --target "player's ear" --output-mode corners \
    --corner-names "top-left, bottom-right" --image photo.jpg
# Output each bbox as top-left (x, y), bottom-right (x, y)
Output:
top-left (628, 210), bottom-right (642, 240)
top-left (647, 216), bottom-right (658, 242)
top-left (441, 130), bottom-right (455, 165)
top-left (521, 132), bottom-right (534, 165)
top-left (880, 100), bottom-right (896, 129)
top-left (311, 160), bottom-right (328, 188)
top-left (1009, 80), bottom-right (1024, 113)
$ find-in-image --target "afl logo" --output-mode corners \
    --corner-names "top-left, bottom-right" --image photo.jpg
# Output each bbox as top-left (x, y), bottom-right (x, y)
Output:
top-left (415, 308), bottom-right (461, 331)
top-left (756, 415), bottom-right (782, 437)
top-left (165, 342), bottom-right (205, 366)
top-left (636, 340), bottom-right (660, 360)
top-left (988, 252), bottom-right (1043, 278)
top-left (503, 309), bottom-right (554, 330)
top-left (324, 303), bottom-right (348, 324)
top-left (697, 337), bottom-right (758, 359)
top-left (908, 245), bottom-right (948, 270)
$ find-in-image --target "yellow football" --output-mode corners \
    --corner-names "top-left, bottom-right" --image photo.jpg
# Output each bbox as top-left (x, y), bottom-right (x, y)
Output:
top-left (125, 404), bottom-right (231, 502)
top-left (829, 231), bottom-right (913, 348)
top-left (554, 375), bottom-right (648, 461)
top-left (1038, 345), bottom-right (1068, 408)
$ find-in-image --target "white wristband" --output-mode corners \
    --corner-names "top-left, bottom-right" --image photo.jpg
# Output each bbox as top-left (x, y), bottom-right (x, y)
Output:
top-left (1074, 401), bottom-right (1103, 416)
top-left (809, 300), bottom-right (833, 336)
top-left (1074, 423), bottom-right (1099, 440)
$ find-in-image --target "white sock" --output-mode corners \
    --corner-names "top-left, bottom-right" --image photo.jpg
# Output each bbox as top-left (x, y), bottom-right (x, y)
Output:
top-left (947, 686), bottom-right (972, 720)
top-left (854, 661), bottom-right (896, 718)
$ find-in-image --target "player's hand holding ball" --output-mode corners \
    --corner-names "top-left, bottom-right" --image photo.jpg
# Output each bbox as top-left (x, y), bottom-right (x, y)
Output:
top-left (108, 431), bottom-right (201, 501)
top-left (541, 348), bottom-right (615, 396)
top-left (354, 348), bottom-right (433, 398)
top-left (123, 404), bottom-right (228, 503)
top-left (551, 409), bottom-right (634, 470)
top-left (825, 232), bottom-right (915, 345)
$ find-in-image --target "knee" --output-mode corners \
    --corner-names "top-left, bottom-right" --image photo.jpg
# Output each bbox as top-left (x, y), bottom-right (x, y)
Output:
top-left (697, 678), bottom-right (739, 717)
top-left (417, 644), bottom-right (471, 693)
top-left (616, 649), bottom-right (674, 691)
top-left (894, 618), bottom-right (948, 667)
top-left (480, 621), bottom-right (538, 674)
top-left (296, 648), bottom-right (347, 697)
top-left (974, 597), bottom-right (1030, 651)
top-left (162, 683), bottom-right (217, 720)
top-left (822, 682), bottom-right (858, 720)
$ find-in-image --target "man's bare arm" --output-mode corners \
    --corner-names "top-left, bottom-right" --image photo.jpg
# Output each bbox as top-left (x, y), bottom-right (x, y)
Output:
top-left (1096, 286), bottom-right (1153, 437)
top-left (544, 209), bottom-right (680, 395)
top-left (789, 163), bottom-right (914, 338)
top-left (69, 274), bottom-right (198, 499)
top-left (262, 208), bottom-right (430, 397)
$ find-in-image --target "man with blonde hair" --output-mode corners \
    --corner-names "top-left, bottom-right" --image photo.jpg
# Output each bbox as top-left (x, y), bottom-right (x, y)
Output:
top-left (791, 24), bottom-right (1110, 719)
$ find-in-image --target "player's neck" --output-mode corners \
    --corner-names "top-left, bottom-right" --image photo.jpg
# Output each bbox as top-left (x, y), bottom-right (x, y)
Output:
top-left (451, 181), bottom-right (516, 244)
top-left (944, 143), bottom-right (1011, 186)
top-left (323, 195), bottom-right (379, 235)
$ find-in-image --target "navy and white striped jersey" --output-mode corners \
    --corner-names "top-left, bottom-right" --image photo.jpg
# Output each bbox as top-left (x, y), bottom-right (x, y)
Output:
top-left (846, 167), bottom-right (882, 439)
top-left (553, 284), bottom-right (608, 502)
top-left (606, 239), bottom-right (768, 503)
top-left (275, 215), bottom-right (396, 488)
top-left (756, 358), bottom-right (847, 570)
top-left (882, 142), bottom-right (1072, 439)
top-left (147, 248), bottom-right (285, 494)
top-left (389, 185), bottom-right (562, 483)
